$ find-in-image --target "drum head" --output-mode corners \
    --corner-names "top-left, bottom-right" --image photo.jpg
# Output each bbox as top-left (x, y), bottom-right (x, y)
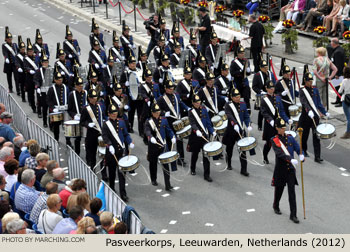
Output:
top-left (214, 120), bottom-right (227, 130)
top-left (211, 115), bottom-right (221, 122)
top-left (218, 111), bottom-right (225, 117)
top-left (159, 151), bottom-right (178, 160)
top-left (64, 120), bottom-right (80, 125)
top-left (285, 131), bottom-right (297, 138)
top-left (317, 123), bottom-right (335, 134)
top-left (98, 136), bottom-right (103, 142)
top-left (119, 155), bottom-right (138, 167)
top-left (237, 137), bottom-right (256, 147)
top-left (203, 141), bottom-right (222, 152)
top-left (49, 112), bottom-right (63, 116)
top-left (129, 72), bottom-right (139, 99)
top-left (176, 125), bottom-right (191, 134)
top-left (289, 105), bottom-right (298, 111)
top-left (98, 147), bottom-right (106, 155)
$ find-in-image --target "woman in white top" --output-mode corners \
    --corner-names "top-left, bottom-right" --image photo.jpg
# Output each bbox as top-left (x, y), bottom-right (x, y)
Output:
top-left (286, 0), bottom-right (307, 22)
top-left (4, 159), bottom-right (19, 192)
top-left (329, 0), bottom-right (350, 37)
top-left (37, 194), bottom-right (63, 234)
top-left (339, 66), bottom-right (350, 139)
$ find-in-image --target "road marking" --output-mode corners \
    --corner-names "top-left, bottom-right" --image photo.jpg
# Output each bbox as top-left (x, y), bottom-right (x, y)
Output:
top-left (156, 189), bottom-right (162, 193)
top-left (341, 173), bottom-right (349, 177)
top-left (9, 13), bottom-right (13, 16)
top-left (169, 220), bottom-right (177, 225)
top-left (26, 27), bottom-right (31, 30)
top-left (40, 20), bottom-right (45, 22)
top-left (160, 229), bottom-right (168, 233)
top-left (130, 172), bottom-right (137, 176)
top-left (339, 167), bottom-right (347, 171)
top-left (182, 211), bottom-right (191, 215)
top-left (58, 16), bottom-right (63, 20)
top-left (60, 158), bottom-right (64, 162)
top-left (162, 193), bottom-right (170, 197)
top-left (246, 209), bottom-right (255, 212)
top-left (115, 180), bottom-right (119, 183)
top-left (215, 162), bottom-right (222, 166)
top-left (246, 191), bottom-right (254, 196)
top-left (173, 186), bottom-right (180, 190)
top-left (205, 223), bottom-right (214, 227)
top-left (125, 183), bottom-right (128, 186)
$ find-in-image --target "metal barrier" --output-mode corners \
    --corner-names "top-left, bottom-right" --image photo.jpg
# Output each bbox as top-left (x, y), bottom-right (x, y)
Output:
top-left (0, 84), bottom-right (11, 114)
top-left (8, 95), bottom-right (30, 140)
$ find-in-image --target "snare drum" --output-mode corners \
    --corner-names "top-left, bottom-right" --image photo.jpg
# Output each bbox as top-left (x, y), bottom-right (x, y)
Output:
top-left (49, 112), bottom-right (64, 122)
top-left (285, 130), bottom-right (297, 138)
top-left (237, 137), bottom-right (257, 151)
top-left (218, 111), bottom-right (227, 121)
top-left (211, 115), bottom-right (223, 128)
top-left (214, 120), bottom-right (228, 135)
top-left (291, 113), bottom-right (301, 127)
top-left (118, 155), bottom-right (140, 172)
top-left (98, 136), bottom-right (106, 147)
top-left (172, 120), bottom-right (184, 132)
top-left (176, 125), bottom-right (191, 139)
top-left (296, 102), bottom-right (302, 113)
top-left (158, 151), bottom-right (179, 164)
top-left (288, 105), bottom-right (299, 117)
top-left (203, 141), bottom-right (223, 157)
top-left (64, 120), bottom-right (81, 137)
top-left (181, 116), bottom-right (190, 127)
top-left (316, 123), bottom-right (336, 139)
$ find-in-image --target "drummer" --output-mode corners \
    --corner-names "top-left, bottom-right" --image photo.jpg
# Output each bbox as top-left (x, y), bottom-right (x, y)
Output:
top-left (85, 65), bottom-right (106, 109)
top-left (153, 33), bottom-right (168, 67)
top-left (54, 43), bottom-right (73, 90)
top-left (214, 59), bottom-right (233, 97)
top-left (252, 59), bottom-right (276, 131)
top-left (275, 65), bottom-right (298, 118)
top-left (299, 72), bottom-right (329, 163)
top-left (106, 81), bottom-right (130, 123)
top-left (109, 30), bottom-right (124, 63)
top-left (88, 38), bottom-right (107, 81)
top-left (187, 95), bottom-right (216, 182)
top-left (144, 103), bottom-right (176, 190)
top-left (102, 50), bottom-right (115, 97)
top-left (46, 71), bottom-right (69, 141)
top-left (205, 31), bottom-right (220, 75)
top-left (260, 80), bottom-right (291, 164)
top-left (80, 89), bottom-right (106, 169)
top-left (153, 53), bottom-right (172, 95)
top-left (170, 41), bottom-right (182, 68)
top-left (157, 79), bottom-right (189, 166)
top-left (102, 104), bottom-right (134, 202)
top-left (193, 54), bottom-right (208, 87)
top-left (67, 77), bottom-right (87, 155)
top-left (176, 64), bottom-right (200, 108)
top-left (186, 29), bottom-right (201, 71)
top-left (222, 88), bottom-right (253, 176)
top-left (136, 46), bottom-right (150, 72)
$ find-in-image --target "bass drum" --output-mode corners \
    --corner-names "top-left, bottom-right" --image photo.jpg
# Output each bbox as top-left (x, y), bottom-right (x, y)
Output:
top-left (43, 67), bottom-right (54, 87)
top-left (128, 71), bottom-right (140, 100)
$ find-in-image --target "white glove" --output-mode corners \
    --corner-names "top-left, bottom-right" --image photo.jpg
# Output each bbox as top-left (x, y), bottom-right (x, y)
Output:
top-left (104, 45), bottom-right (108, 51)
top-left (69, 73), bottom-right (74, 77)
top-left (5, 58), bottom-right (10, 64)
top-left (109, 145), bottom-right (115, 155)
top-left (282, 90), bottom-right (288, 96)
top-left (227, 74), bottom-right (233, 81)
top-left (128, 44), bottom-right (133, 49)
top-left (288, 119), bottom-right (293, 125)
top-left (308, 110), bottom-right (314, 119)
top-left (68, 54), bottom-right (73, 58)
top-left (60, 71), bottom-right (65, 76)
top-left (221, 90), bottom-right (227, 95)
top-left (95, 63), bottom-right (100, 69)
top-left (171, 137), bottom-right (176, 144)
top-left (132, 44), bottom-right (136, 49)
top-left (270, 120), bottom-right (274, 127)
top-left (246, 67), bottom-right (251, 73)
top-left (36, 88), bottom-right (41, 94)
top-left (125, 81), bottom-right (130, 87)
top-left (122, 56), bottom-right (125, 61)
top-left (38, 53), bottom-right (41, 57)
top-left (100, 91), bottom-right (104, 96)
top-left (78, 52), bottom-right (81, 56)
top-left (186, 93), bottom-right (190, 98)
top-left (150, 137), bottom-right (157, 144)
top-left (299, 154), bottom-right (305, 161)
top-left (247, 126), bottom-right (252, 132)
top-left (212, 131), bottom-right (217, 137)
top-left (260, 91), bottom-right (267, 95)
top-left (102, 64), bottom-right (107, 69)
top-left (225, 97), bottom-right (229, 102)
top-left (210, 66), bottom-right (214, 72)
top-left (74, 114), bottom-right (80, 121)
top-left (18, 68), bottom-right (23, 73)
top-left (196, 130), bottom-right (203, 137)
top-left (159, 78), bottom-right (163, 84)
top-left (147, 101), bottom-right (151, 107)
top-left (165, 41), bottom-right (169, 46)
top-left (291, 159), bottom-right (298, 166)
top-left (165, 111), bottom-right (171, 117)
top-left (124, 105), bottom-right (129, 110)
top-left (234, 124), bottom-right (240, 133)
top-left (116, 58), bottom-right (121, 63)
top-left (129, 143), bottom-right (135, 149)
top-left (88, 122), bottom-right (95, 128)
top-left (110, 84), bottom-right (113, 88)
top-left (30, 70), bottom-right (35, 75)
top-left (53, 108), bottom-right (59, 113)
top-left (325, 112), bottom-right (330, 118)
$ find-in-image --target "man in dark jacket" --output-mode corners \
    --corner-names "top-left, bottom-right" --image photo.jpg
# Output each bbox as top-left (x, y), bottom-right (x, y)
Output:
top-left (329, 38), bottom-right (345, 106)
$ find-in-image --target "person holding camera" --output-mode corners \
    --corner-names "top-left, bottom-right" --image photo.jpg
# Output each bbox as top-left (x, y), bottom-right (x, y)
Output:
top-left (145, 13), bottom-right (160, 56)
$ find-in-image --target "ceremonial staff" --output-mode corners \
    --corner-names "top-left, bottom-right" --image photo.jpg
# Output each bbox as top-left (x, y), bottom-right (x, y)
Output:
top-left (297, 127), bottom-right (306, 219)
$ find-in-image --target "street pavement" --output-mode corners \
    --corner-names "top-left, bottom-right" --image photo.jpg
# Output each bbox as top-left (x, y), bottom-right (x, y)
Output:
top-left (1, 0), bottom-right (350, 234)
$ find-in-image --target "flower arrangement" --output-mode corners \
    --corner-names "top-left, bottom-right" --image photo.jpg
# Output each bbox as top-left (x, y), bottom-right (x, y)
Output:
top-left (197, 1), bottom-right (208, 7)
top-left (258, 15), bottom-right (270, 23)
top-left (215, 5), bottom-right (226, 13)
top-left (233, 9), bottom-right (244, 18)
top-left (282, 19), bottom-right (295, 29)
top-left (180, 0), bottom-right (190, 5)
top-left (343, 30), bottom-right (350, 40)
top-left (314, 26), bottom-right (326, 35)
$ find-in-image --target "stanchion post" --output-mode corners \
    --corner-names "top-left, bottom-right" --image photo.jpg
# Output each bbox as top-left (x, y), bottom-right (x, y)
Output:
top-left (118, 0), bottom-right (121, 25)
top-left (134, 3), bottom-right (137, 32)
top-left (81, 0), bottom-right (83, 8)
top-left (293, 66), bottom-right (296, 104)
top-left (267, 53), bottom-right (270, 70)
top-left (105, 1), bottom-right (108, 19)
top-left (93, 0), bottom-right (96, 13)
top-left (326, 77), bottom-right (329, 111)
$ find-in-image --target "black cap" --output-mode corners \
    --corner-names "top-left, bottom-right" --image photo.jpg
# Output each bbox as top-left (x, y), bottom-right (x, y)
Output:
top-left (189, 28), bottom-right (197, 41)
top-left (211, 31), bottom-right (218, 40)
top-left (158, 34), bottom-right (166, 42)
top-left (112, 30), bottom-right (119, 42)
top-left (89, 67), bottom-right (98, 79)
top-left (93, 39), bottom-right (100, 47)
top-left (275, 117), bottom-right (287, 128)
top-left (122, 20), bottom-right (130, 32)
top-left (66, 25), bottom-right (72, 38)
top-left (172, 22), bottom-right (180, 36)
top-left (88, 89), bottom-right (98, 98)
top-left (260, 60), bottom-right (268, 68)
top-left (231, 88), bottom-right (240, 97)
top-left (128, 55), bottom-right (136, 64)
top-left (56, 42), bottom-right (65, 58)
top-left (265, 80), bottom-right (275, 89)
top-left (143, 68), bottom-right (153, 78)
top-left (221, 63), bottom-right (229, 71)
top-left (160, 18), bottom-right (166, 25)
top-left (161, 54), bottom-right (169, 62)
top-left (54, 71), bottom-right (63, 80)
top-left (5, 27), bottom-right (12, 39)
top-left (198, 55), bottom-right (206, 63)
top-left (165, 80), bottom-right (175, 89)
top-left (75, 77), bottom-right (84, 86)
top-left (35, 29), bottom-right (42, 41)
top-left (198, 6), bottom-right (208, 12)
top-left (304, 72), bottom-right (313, 82)
top-left (18, 36), bottom-right (25, 49)
top-left (113, 83), bottom-right (123, 91)
top-left (108, 50), bottom-right (114, 62)
top-left (237, 46), bottom-right (245, 54)
top-left (151, 103), bottom-right (161, 113)
top-left (281, 65), bottom-right (291, 74)
top-left (184, 66), bottom-right (192, 74)
top-left (27, 38), bottom-right (33, 51)
top-left (41, 49), bottom-right (49, 62)
top-left (174, 41), bottom-right (181, 48)
top-left (206, 72), bottom-right (215, 80)
top-left (108, 104), bottom-right (119, 114)
top-left (192, 94), bottom-right (201, 103)
top-left (138, 46), bottom-right (147, 61)
top-left (91, 18), bottom-right (99, 32)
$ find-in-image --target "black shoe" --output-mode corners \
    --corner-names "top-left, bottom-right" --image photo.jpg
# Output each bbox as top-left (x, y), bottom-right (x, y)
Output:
top-left (191, 171), bottom-right (196, 175)
top-left (165, 186), bottom-right (173, 191)
top-left (290, 216), bottom-right (300, 224)
top-left (143, 139), bottom-right (148, 145)
top-left (240, 171), bottom-right (250, 177)
top-left (263, 159), bottom-right (269, 164)
top-left (17, 92), bottom-right (21, 96)
top-left (38, 114), bottom-right (42, 118)
top-left (226, 166), bottom-right (233, 170)
top-left (43, 124), bottom-right (48, 128)
top-left (129, 129), bottom-right (134, 133)
top-left (204, 176), bottom-right (213, 182)
top-left (314, 157), bottom-right (323, 163)
top-left (331, 101), bottom-right (339, 105)
top-left (273, 208), bottom-right (282, 215)
top-left (32, 108), bottom-right (36, 113)
top-left (258, 127), bottom-right (262, 131)
top-left (304, 152), bottom-right (309, 157)
top-left (22, 99), bottom-right (26, 103)
top-left (151, 181), bottom-right (158, 186)
top-left (121, 195), bottom-right (129, 202)
top-left (335, 103), bottom-right (342, 107)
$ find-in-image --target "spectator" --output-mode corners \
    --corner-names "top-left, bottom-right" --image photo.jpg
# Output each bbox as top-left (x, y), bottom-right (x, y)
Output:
top-left (329, 38), bottom-right (345, 106)
top-left (9, 167), bottom-right (25, 202)
top-left (34, 153), bottom-right (49, 183)
top-left (0, 119), bottom-right (16, 142)
top-left (299, 0), bottom-right (318, 23)
top-left (18, 139), bottom-right (37, 167)
top-left (40, 160), bottom-right (58, 188)
top-left (0, 104), bottom-right (5, 116)
top-left (13, 135), bottom-right (25, 161)
top-left (60, 179), bottom-right (86, 209)
top-left (0, 199), bottom-right (11, 234)
top-left (37, 194), bottom-right (63, 234)
top-left (0, 112), bottom-right (13, 125)
top-left (24, 142), bottom-right (40, 170)
top-left (323, 0), bottom-right (341, 32)
top-left (52, 205), bottom-right (84, 234)
top-left (286, 0), bottom-right (307, 21)
top-left (14, 169), bottom-right (41, 214)
top-left (70, 216), bottom-right (95, 234)
top-left (85, 198), bottom-right (102, 226)
top-left (0, 137), bottom-right (5, 149)
top-left (77, 192), bottom-right (90, 215)
top-left (96, 211), bottom-right (114, 234)
top-left (0, 147), bottom-right (15, 177)
top-left (329, 0), bottom-right (350, 36)
top-left (246, 0), bottom-right (259, 15)
top-left (297, 0), bottom-right (329, 31)
top-left (339, 66), bottom-right (350, 139)
top-left (0, 175), bottom-right (9, 201)
top-left (30, 182), bottom-right (58, 224)
top-left (1, 212), bottom-right (20, 233)
top-left (114, 221), bottom-right (128, 234)
top-left (52, 168), bottom-right (66, 193)
top-left (6, 219), bottom-right (26, 234)
top-left (313, 47), bottom-right (338, 106)
top-left (4, 159), bottom-right (19, 192)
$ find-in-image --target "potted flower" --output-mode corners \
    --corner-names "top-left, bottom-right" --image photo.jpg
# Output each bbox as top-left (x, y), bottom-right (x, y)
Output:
top-left (313, 26), bottom-right (329, 48)
top-left (258, 15), bottom-right (270, 23)
top-left (259, 15), bottom-right (273, 46)
top-left (342, 31), bottom-right (350, 62)
top-left (197, 1), bottom-right (208, 7)
top-left (215, 5), bottom-right (226, 13)
top-left (180, 0), bottom-right (190, 5)
top-left (281, 19), bottom-right (298, 54)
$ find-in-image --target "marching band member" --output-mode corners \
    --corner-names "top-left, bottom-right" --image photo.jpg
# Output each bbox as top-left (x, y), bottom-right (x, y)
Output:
top-left (153, 53), bottom-right (172, 94)
top-left (33, 29), bottom-right (50, 60)
top-left (157, 79), bottom-right (189, 166)
top-left (15, 36), bottom-right (26, 102)
top-left (120, 20), bottom-right (136, 60)
top-left (54, 43), bottom-right (73, 89)
top-left (67, 77), bottom-right (87, 155)
top-left (145, 103), bottom-right (176, 190)
top-left (260, 80), bottom-right (291, 164)
top-left (89, 18), bottom-right (105, 50)
top-left (47, 72), bottom-right (69, 141)
top-left (2, 27), bottom-right (18, 94)
top-left (102, 50), bottom-right (115, 97)
top-left (85, 66), bottom-right (106, 112)
top-left (214, 59), bottom-right (233, 97)
top-left (106, 81), bottom-right (130, 123)
top-left (170, 41), bottom-right (182, 68)
top-left (34, 51), bottom-right (50, 127)
top-left (230, 46), bottom-right (252, 114)
top-left (205, 31), bottom-right (219, 74)
top-left (271, 117), bottom-right (304, 224)
top-left (275, 64), bottom-right (298, 118)
top-left (109, 30), bottom-right (124, 63)
top-left (63, 25), bottom-right (81, 65)
top-left (24, 38), bottom-right (38, 114)
top-left (188, 94), bottom-right (216, 181)
top-left (168, 22), bottom-right (184, 53)
top-left (88, 38), bottom-right (107, 81)
top-left (176, 65), bottom-right (200, 108)
top-left (102, 104), bottom-right (134, 202)
top-left (193, 53), bottom-right (208, 87)
top-left (299, 72), bottom-right (329, 163)
top-left (136, 46), bottom-right (150, 72)
top-left (155, 17), bottom-right (170, 42)
top-left (186, 28), bottom-right (201, 71)
top-left (80, 89), bottom-right (106, 169)
top-left (222, 88), bottom-right (253, 176)
top-left (252, 59), bottom-right (276, 130)
top-left (153, 33), bottom-right (167, 67)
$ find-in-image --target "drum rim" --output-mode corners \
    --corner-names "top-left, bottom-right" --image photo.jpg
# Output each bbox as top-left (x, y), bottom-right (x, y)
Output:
top-left (118, 155), bottom-right (139, 166)
top-left (159, 151), bottom-right (178, 159)
top-left (237, 137), bottom-right (256, 146)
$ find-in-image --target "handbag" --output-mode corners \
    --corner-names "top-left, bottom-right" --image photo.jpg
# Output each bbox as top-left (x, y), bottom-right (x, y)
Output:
top-left (344, 94), bottom-right (350, 105)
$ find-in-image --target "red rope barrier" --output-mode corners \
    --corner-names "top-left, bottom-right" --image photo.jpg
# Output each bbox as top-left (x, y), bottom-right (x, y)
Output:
top-left (179, 21), bottom-right (191, 35)
top-left (295, 70), bottom-right (301, 89)
top-left (328, 80), bottom-right (342, 99)
top-left (136, 8), bottom-right (148, 21)
top-left (119, 2), bottom-right (134, 14)
top-left (108, 0), bottom-right (119, 7)
top-left (269, 58), bottom-right (278, 81)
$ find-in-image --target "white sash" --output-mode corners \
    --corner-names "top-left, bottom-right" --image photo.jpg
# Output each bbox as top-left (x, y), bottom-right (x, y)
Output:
top-left (53, 84), bottom-right (67, 107)
top-left (191, 108), bottom-right (208, 135)
top-left (263, 96), bottom-right (276, 116)
top-left (112, 96), bottom-right (122, 107)
top-left (35, 44), bottom-right (42, 53)
top-left (4, 44), bottom-right (16, 57)
top-left (280, 79), bottom-right (294, 105)
top-left (73, 90), bottom-right (86, 115)
top-left (173, 53), bottom-right (180, 64)
top-left (39, 68), bottom-right (46, 92)
top-left (121, 35), bottom-right (131, 46)
top-left (106, 66), bottom-right (112, 81)
top-left (163, 94), bottom-right (179, 119)
top-left (138, 61), bottom-right (143, 71)
top-left (86, 105), bottom-right (102, 133)
top-left (268, 71), bottom-right (272, 81)
top-left (302, 88), bottom-right (320, 118)
top-left (180, 80), bottom-right (191, 93)
top-left (259, 71), bottom-right (265, 86)
top-left (149, 118), bottom-right (165, 145)
top-left (94, 35), bottom-right (105, 51)
top-left (187, 45), bottom-right (197, 58)
top-left (234, 59), bottom-right (244, 71)
top-left (64, 40), bottom-right (78, 56)
top-left (218, 77), bottom-right (227, 89)
top-left (111, 47), bottom-right (123, 61)
top-left (92, 50), bottom-right (104, 65)
top-left (25, 56), bottom-right (38, 70)
top-left (57, 61), bottom-right (70, 76)
top-left (203, 87), bottom-right (218, 114)
top-left (197, 68), bottom-right (205, 78)
top-left (275, 137), bottom-right (296, 169)
top-left (229, 102), bottom-right (243, 130)
top-left (106, 120), bottom-right (125, 148)
top-left (209, 44), bottom-right (215, 64)
top-left (142, 83), bottom-right (153, 96)
top-left (17, 53), bottom-right (24, 62)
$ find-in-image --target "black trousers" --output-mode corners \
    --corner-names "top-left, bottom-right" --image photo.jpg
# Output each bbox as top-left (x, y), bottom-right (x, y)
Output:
top-left (5, 63), bottom-right (19, 93)
top-left (85, 130), bottom-right (99, 168)
top-left (251, 46), bottom-right (262, 73)
top-left (18, 72), bottom-right (26, 101)
top-left (335, 86), bottom-right (341, 103)
top-left (200, 35), bottom-right (210, 55)
top-left (238, 85), bottom-right (251, 113)
top-left (302, 125), bottom-right (321, 159)
top-left (191, 151), bottom-right (210, 178)
top-left (273, 175), bottom-right (297, 218)
top-left (258, 110), bottom-right (263, 129)
top-left (149, 157), bottom-right (171, 189)
top-left (263, 142), bottom-right (272, 160)
top-left (106, 150), bottom-right (126, 197)
top-left (52, 121), bottom-right (61, 141)
top-left (66, 137), bottom-right (81, 155)
top-left (36, 92), bottom-right (48, 125)
top-left (128, 100), bottom-right (143, 134)
top-left (226, 143), bottom-right (247, 174)
top-left (26, 75), bottom-right (36, 111)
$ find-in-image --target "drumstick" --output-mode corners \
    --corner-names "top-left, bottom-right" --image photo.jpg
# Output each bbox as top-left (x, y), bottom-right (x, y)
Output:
top-left (312, 118), bottom-right (317, 128)
top-left (113, 154), bottom-right (119, 164)
top-left (201, 136), bottom-right (209, 142)
top-left (171, 142), bottom-right (174, 151)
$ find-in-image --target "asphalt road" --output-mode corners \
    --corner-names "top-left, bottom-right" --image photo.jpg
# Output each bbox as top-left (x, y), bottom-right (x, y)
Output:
top-left (1, 0), bottom-right (350, 234)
